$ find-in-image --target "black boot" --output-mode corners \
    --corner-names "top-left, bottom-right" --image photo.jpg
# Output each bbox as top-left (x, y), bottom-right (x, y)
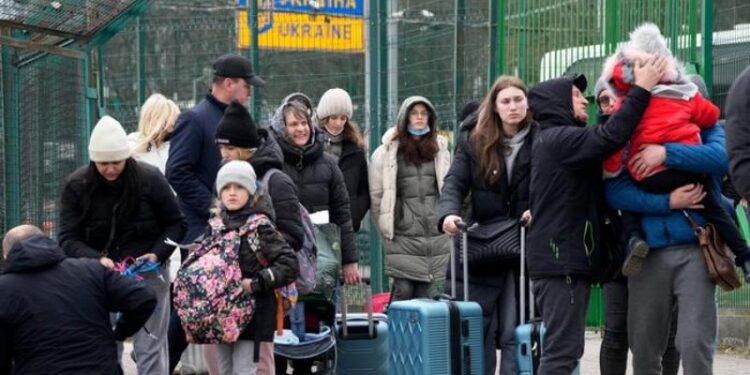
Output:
top-left (622, 235), bottom-right (650, 277)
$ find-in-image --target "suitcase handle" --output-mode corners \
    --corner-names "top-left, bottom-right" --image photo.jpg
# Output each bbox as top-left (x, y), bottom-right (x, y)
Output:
top-left (450, 220), bottom-right (470, 301)
top-left (339, 278), bottom-right (374, 339)
top-left (519, 225), bottom-right (535, 323)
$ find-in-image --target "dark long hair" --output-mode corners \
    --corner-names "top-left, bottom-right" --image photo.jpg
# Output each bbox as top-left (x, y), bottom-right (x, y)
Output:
top-left (85, 158), bottom-right (142, 219)
top-left (321, 117), bottom-right (365, 149)
top-left (396, 102), bottom-right (439, 165)
top-left (471, 76), bottom-right (533, 186)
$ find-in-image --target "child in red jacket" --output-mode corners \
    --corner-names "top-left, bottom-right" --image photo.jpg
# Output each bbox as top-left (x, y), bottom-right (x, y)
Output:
top-left (600, 23), bottom-right (749, 276)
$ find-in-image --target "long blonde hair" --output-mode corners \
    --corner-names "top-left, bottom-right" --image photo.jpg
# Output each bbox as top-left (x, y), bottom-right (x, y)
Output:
top-left (135, 93), bottom-right (180, 153)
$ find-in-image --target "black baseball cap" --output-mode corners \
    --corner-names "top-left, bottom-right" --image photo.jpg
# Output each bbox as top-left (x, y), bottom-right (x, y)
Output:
top-left (212, 54), bottom-right (266, 87)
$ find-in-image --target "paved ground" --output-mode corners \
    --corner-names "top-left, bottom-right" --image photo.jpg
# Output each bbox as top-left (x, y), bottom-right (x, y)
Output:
top-left (123, 331), bottom-right (750, 374)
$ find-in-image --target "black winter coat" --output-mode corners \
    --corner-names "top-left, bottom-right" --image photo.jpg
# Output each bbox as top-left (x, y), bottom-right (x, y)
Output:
top-left (336, 141), bottom-right (370, 232)
top-left (439, 117), bottom-right (536, 226)
top-left (215, 197), bottom-right (299, 341)
top-left (275, 131), bottom-right (358, 265)
top-left (59, 161), bottom-right (186, 262)
top-left (727, 66), bottom-right (750, 199)
top-left (250, 129), bottom-right (305, 251)
top-left (0, 236), bottom-right (156, 375)
top-left (526, 76), bottom-right (650, 279)
top-left (438, 117), bottom-right (536, 280)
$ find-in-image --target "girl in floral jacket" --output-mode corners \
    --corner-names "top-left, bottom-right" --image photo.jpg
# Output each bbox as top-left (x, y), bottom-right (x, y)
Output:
top-left (202, 160), bottom-right (298, 374)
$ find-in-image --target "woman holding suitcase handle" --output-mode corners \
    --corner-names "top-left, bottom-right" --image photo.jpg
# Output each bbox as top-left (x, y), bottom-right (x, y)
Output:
top-left (438, 76), bottom-right (537, 375)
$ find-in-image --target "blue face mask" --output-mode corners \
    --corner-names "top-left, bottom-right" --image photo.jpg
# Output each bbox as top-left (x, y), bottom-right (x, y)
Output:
top-left (407, 124), bottom-right (431, 136)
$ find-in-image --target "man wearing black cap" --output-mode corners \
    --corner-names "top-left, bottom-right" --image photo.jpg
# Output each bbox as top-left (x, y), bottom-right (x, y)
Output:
top-left (167, 54), bottom-right (265, 244)
top-left (524, 58), bottom-right (664, 374)
top-left (165, 54), bottom-right (264, 373)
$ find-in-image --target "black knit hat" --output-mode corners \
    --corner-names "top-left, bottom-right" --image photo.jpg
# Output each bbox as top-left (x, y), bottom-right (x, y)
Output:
top-left (215, 101), bottom-right (260, 149)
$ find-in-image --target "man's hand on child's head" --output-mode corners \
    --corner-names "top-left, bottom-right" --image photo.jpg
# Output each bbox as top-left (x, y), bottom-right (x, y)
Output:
top-left (634, 56), bottom-right (668, 91)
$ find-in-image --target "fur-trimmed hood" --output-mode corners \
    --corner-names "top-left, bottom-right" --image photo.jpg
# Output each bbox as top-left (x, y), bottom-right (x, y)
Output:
top-left (599, 23), bottom-right (692, 98)
top-left (395, 96), bottom-right (438, 132)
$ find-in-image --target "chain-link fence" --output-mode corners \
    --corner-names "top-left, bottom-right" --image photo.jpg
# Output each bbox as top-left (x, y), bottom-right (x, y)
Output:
top-left (1, 48), bottom-right (87, 242)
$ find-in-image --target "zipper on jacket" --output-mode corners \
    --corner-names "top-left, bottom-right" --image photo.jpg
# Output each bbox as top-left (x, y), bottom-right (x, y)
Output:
top-left (102, 201), bottom-right (121, 258)
top-left (416, 163), bottom-right (431, 235)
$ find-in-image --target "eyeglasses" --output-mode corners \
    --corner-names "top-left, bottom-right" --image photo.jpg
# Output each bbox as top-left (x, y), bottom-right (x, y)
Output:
top-left (409, 110), bottom-right (429, 118)
top-left (597, 95), bottom-right (614, 107)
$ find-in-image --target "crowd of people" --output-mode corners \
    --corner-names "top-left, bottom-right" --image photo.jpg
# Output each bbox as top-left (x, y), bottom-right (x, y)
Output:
top-left (1, 22), bottom-right (750, 375)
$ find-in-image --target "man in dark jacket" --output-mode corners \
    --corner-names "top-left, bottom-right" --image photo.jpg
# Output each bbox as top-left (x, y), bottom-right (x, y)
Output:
top-left (727, 68), bottom-right (750, 207)
top-left (0, 225), bottom-right (156, 375)
top-left (166, 54), bottom-right (265, 244)
top-left (525, 58), bottom-right (664, 374)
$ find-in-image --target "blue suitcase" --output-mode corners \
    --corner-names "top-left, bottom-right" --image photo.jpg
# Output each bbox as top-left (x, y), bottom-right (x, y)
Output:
top-left (514, 227), bottom-right (580, 375)
top-left (335, 280), bottom-right (389, 374)
top-left (388, 224), bottom-right (484, 375)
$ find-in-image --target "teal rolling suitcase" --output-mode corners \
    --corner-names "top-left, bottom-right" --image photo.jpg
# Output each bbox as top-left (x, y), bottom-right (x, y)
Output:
top-left (388, 224), bottom-right (484, 374)
top-left (335, 280), bottom-right (389, 374)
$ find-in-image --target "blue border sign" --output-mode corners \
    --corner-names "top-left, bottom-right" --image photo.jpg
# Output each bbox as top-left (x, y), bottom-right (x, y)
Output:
top-left (237, 0), bottom-right (363, 18)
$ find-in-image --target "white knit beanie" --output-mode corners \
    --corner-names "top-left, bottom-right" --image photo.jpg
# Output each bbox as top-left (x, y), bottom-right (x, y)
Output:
top-left (216, 160), bottom-right (257, 196)
top-left (88, 116), bottom-right (131, 162)
top-left (316, 88), bottom-right (353, 120)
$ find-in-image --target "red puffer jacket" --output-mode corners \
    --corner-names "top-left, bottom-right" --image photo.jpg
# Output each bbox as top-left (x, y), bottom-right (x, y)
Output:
top-left (603, 61), bottom-right (720, 181)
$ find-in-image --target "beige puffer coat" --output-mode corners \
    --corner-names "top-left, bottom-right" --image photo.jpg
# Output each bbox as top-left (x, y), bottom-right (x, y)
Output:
top-left (369, 96), bottom-right (451, 281)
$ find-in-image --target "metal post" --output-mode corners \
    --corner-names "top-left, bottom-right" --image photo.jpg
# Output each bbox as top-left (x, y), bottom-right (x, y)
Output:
top-left (96, 46), bottom-right (107, 116)
top-left (701, 0), bottom-right (713, 99)
top-left (387, 0), bottom-right (398, 125)
top-left (249, 0), bottom-right (262, 121)
top-left (367, 0), bottom-right (385, 293)
top-left (453, 0), bottom-right (465, 138)
top-left (667, 0), bottom-right (679, 53)
top-left (2, 43), bottom-right (21, 229)
top-left (489, 0), bottom-right (505, 86)
top-left (603, 0), bottom-right (620, 55)
top-left (517, 0), bottom-right (527, 81)
top-left (136, 15), bottom-right (147, 105)
top-left (82, 48), bottom-right (97, 163)
top-left (688, 0), bottom-right (698, 64)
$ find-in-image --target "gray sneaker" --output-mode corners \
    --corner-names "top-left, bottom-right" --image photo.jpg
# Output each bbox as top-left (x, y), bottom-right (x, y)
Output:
top-left (622, 236), bottom-right (650, 277)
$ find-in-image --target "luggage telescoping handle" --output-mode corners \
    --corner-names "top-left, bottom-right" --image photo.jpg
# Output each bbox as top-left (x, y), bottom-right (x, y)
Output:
top-left (450, 220), bottom-right (470, 301)
top-left (519, 224), bottom-right (534, 322)
top-left (339, 278), bottom-right (374, 339)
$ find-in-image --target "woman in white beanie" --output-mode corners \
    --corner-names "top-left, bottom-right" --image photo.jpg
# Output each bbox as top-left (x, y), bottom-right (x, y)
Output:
top-left (128, 93), bottom-right (180, 174)
top-left (58, 115), bottom-right (186, 375)
top-left (317, 88), bottom-right (370, 232)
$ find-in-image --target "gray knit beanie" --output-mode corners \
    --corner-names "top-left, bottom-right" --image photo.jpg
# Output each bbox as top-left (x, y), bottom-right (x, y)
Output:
top-left (594, 78), bottom-right (608, 99)
top-left (316, 88), bottom-right (353, 120)
top-left (216, 160), bottom-right (257, 196)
